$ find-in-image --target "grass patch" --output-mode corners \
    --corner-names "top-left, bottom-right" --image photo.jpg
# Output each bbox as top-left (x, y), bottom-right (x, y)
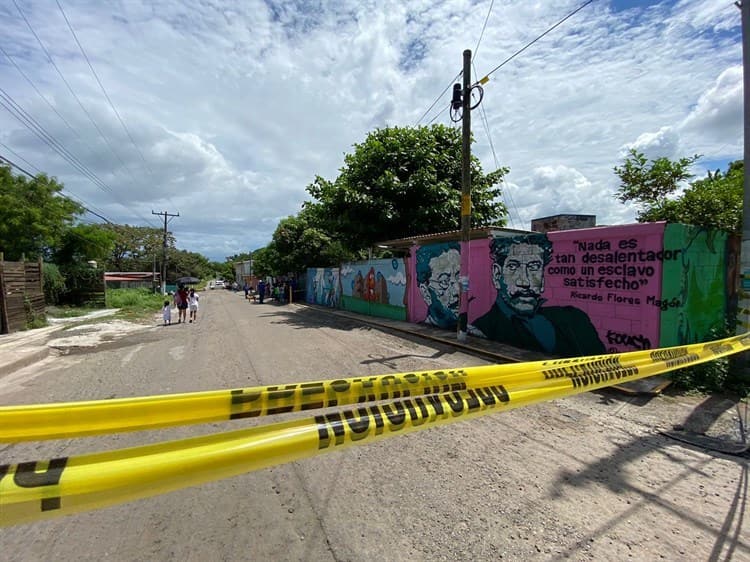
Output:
top-left (106, 288), bottom-right (165, 323)
top-left (46, 305), bottom-right (101, 318)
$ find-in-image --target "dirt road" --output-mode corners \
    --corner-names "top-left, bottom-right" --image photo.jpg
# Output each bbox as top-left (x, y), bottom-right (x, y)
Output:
top-left (1, 290), bottom-right (748, 561)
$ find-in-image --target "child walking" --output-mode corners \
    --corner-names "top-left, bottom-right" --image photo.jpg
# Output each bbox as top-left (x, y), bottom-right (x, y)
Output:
top-left (162, 300), bottom-right (172, 326)
top-left (188, 288), bottom-right (200, 323)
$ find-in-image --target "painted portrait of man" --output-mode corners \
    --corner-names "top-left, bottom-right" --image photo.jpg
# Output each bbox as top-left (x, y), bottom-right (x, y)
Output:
top-left (415, 242), bottom-right (460, 329)
top-left (472, 233), bottom-right (605, 357)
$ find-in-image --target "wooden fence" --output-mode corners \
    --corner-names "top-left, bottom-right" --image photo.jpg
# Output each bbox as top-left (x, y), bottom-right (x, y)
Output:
top-left (0, 256), bottom-right (45, 334)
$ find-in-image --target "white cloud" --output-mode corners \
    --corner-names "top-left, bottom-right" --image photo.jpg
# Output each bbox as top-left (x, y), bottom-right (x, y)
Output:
top-left (623, 126), bottom-right (680, 160)
top-left (0, 0), bottom-right (742, 260)
top-left (679, 65), bottom-right (742, 144)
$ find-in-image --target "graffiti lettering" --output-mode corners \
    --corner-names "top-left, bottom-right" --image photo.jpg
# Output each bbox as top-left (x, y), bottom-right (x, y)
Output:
top-left (563, 276), bottom-right (646, 291)
top-left (597, 265), bottom-right (655, 277)
top-left (547, 265), bottom-right (577, 275)
top-left (578, 247), bottom-right (682, 263)
top-left (607, 293), bottom-right (640, 305)
top-left (606, 330), bottom-right (651, 350)
top-left (569, 291), bottom-right (603, 302)
top-left (646, 295), bottom-right (681, 310)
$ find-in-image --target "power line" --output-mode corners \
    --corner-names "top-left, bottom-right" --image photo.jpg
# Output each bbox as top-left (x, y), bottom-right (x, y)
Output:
top-left (472, 0), bottom-right (496, 63)
top-left (0, 43), bottom-right (155, 214)
top-left (475, 0), bottom-right (596, 83)
top-left (0, 88), bottom-right (156, 227)
top-left (415, 69), bottom-right (463, 126)
top-left (55, 0), bottom-right (158, 183)
top-left (470, 62), bottom-right (522, 229)
top-left (0, 152), bottom-right (113, 223)
top-left (12, 0), bottom-right (144, 193)
top-left (0, 139), bottom-right (41, 175)
top-left (0, 44), bottom-right (79, 138)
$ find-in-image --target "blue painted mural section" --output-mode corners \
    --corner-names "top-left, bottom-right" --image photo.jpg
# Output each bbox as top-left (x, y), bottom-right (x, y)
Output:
top-left (305, 267), bottom-right (340, 307)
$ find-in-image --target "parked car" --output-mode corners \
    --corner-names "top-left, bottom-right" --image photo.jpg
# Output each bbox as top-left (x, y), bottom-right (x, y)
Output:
top-left (214, 280), bottom-right (225, 289)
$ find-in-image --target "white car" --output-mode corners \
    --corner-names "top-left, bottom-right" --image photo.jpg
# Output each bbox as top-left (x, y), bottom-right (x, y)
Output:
top-left (214, 280), bottom-right (225, 289)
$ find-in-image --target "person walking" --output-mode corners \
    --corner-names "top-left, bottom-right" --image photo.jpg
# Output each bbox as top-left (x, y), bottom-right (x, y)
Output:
top-left (162, 300), bottom-right (172, 326)
top-left (188, 288), bottom-right (200, 323)
top-left (176, 285), bottom-right (189, 324)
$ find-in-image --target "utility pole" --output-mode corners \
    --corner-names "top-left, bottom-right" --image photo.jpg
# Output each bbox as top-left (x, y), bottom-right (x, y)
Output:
top-left (737, 1), bottom-right (750, 343)
top-left (152, 210), bottom-right (179, 295)
top-left (457, 49), bottom-right (472, 342)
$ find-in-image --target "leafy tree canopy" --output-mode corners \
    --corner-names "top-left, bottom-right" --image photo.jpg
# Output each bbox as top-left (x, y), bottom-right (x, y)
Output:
top-left (99, 224), bottom-right (172, 272)
top-left (306, 124), bottom-right (508, 252)
top-left (51, 224), bottom-right (117, 266)
top-left (614, 150), bottom-right (742, 234)
top-left (0, 165), bottom-right (82, 260)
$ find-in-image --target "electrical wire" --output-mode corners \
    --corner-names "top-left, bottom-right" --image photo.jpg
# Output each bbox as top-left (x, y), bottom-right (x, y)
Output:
top-left (12, 0), bottom-right (147, 200)
top-left (0, 89), bottom-right (155, 227)
top-left (475, 0), bottom-right (596, 84)
top-left (56, 0), bottom-right (166, 207)
top-left (0, 152), bottom-right (113, 223)
top-left (0, 44), bottom-right (79, 138)
top-left (472, 0), bottom-right (495, 63)
top-left (0, 139), bottom-right (41, 175)
top-left (0, 44), bottom-right (157, 218)
top-left (471, 62), bottom-right (522, 229)
top-left (415, 69), bottom-right (463, 126)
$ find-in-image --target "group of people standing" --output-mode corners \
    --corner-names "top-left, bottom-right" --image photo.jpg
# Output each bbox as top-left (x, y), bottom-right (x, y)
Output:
top-left (162, 285), bottom-right (200, 326)
top-left (253, 279), bottom-right (294, 304)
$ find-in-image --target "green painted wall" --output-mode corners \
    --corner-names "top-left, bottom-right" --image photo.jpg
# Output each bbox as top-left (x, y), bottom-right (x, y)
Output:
top-left (660, 224), bottom-right (727, 346)
top-left (340, 295), bottom-right (407, 321)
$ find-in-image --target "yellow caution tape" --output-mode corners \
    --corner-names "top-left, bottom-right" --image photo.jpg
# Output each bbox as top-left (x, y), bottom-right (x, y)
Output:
top-left (1, 333), bottom-right (748, 526)
top-left (1, 334), bottom-right (748, 442)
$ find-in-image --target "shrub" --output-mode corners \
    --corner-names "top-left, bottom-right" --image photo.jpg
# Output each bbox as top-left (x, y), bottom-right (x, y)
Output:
top-left (670, 323), bottom-right (749, 396)
top-left (43, 262), bottom-right (66, 305)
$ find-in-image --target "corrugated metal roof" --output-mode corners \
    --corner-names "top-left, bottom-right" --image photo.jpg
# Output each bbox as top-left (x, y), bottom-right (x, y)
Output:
top-left (376, 226), bottom-right (534, 249)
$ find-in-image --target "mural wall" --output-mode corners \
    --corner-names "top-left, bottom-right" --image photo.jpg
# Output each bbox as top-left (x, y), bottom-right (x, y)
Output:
top-left (306, 267), bottom-right (341, 308)
top-left (407, 222), bottom-right (724, 356)
top-left (542, 223), bottom-right (666, 353)
top-left (339, 258), bottom-right (408, 321)
top-left (305, 222), bottom-right (732, 358)
top-left (659, 224), bottom-right (727, 347)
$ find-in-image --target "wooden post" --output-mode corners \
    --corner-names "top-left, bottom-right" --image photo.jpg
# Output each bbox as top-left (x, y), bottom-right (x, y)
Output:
top-left (37, 256), bottom-right (43, 294)
top-left (0, 254), bottom-right (7, 334)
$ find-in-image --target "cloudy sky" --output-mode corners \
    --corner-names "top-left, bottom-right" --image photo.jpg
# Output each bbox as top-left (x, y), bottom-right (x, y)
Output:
top-left (0, 0), bottom-right (743, 261)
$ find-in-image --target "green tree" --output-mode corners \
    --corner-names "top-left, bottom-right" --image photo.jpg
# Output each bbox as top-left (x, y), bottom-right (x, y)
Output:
top-left (250, 245), bottom-right (280, 277)
top-left (614, 150), bottom-right (742, 234)
top-left (307, 124), bottom-right (508, 252)
top-left (673, 161), bottom-right (743, 233)
top-left (100, 224), bottom-right (170, 272)
top-left (0, 166), bottom-right (83, 260)
top-left (52, 224), bottom-right (117, 266)
top-left (270, 207), bottom-right (354, 274)
top-left (167, 248), bottom-right (213, 281)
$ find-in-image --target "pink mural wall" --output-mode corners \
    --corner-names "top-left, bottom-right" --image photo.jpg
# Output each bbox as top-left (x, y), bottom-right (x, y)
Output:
top-left (544, 223), bottom-right (665, 352)
top-left (408, 222), bottom-right (669, 356)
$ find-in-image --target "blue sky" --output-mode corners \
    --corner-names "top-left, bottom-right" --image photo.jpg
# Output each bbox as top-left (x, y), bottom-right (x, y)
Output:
top-left (0, 0), bottom-right (743, 261)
